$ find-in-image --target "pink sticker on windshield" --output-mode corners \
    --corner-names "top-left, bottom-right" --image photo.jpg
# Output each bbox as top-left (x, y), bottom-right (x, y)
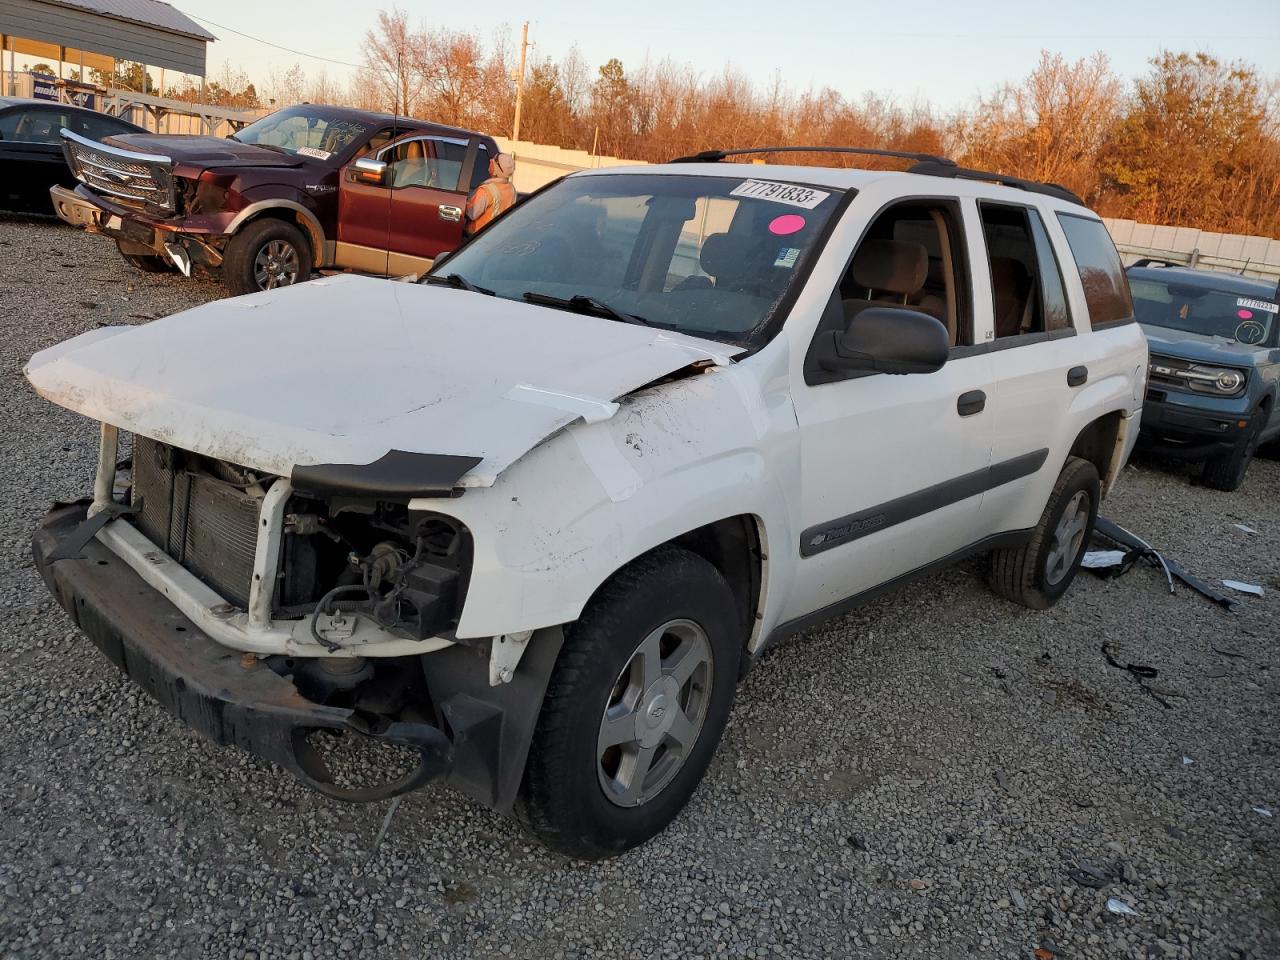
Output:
top-left (1238, 309), bottom-right (1253, 319)
top-left (769, 214), bottom-right (806, 236)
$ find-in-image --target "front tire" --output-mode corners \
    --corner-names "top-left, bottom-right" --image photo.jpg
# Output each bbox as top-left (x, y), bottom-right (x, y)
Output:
top-left (222, 219), bottom-right (312, 296)
top-left (990, 456), bottom-right (1099, 610)
top-left (1202, 412), bottom-right (1263, 491)
top-left (516, 546), bottom-right (741, 859)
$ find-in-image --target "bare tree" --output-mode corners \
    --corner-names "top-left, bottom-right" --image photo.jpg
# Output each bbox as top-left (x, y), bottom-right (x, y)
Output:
top-left (362, 7), bottom-right (425, 115)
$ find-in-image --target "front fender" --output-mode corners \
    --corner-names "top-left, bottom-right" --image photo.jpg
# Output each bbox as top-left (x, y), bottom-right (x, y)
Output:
top-left (412, 364), bottom-right (799, 641)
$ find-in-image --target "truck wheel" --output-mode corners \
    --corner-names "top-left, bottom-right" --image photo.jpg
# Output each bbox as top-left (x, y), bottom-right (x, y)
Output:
top-left (516, 546), bottom-right (741, 859)
top-left (223, 219), bottom-right (312, 295)
top-left (990, 455), bottom-right (1099, 610)
top-left (116, 242), bottom-right (172, 273)
top-left (1201, 412), bottom-right (1263, 491)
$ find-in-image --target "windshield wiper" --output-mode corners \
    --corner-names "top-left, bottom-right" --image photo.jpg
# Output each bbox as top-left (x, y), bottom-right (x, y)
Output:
top-left (422, 273), bottom-right (494, 295)
top-left (522, 291), bottom-right (653, 327)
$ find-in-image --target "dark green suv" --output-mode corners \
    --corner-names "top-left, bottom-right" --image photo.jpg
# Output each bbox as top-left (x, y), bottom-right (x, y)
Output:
top-left (1131, 262), bottom-right (1280, 490)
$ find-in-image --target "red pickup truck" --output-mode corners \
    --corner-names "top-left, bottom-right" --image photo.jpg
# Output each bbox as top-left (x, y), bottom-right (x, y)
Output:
top-left (50, 104), bottom-right (501, 295)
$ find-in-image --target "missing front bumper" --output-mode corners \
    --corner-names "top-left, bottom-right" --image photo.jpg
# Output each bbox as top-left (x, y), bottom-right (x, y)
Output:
top-left (33, 503), bottom-right (454, 802)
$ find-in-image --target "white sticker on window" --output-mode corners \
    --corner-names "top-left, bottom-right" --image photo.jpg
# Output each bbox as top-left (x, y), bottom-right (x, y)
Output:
top-left (1237, 297), bottom-right (1278, 314)
top-left (729, 179), bottom-right (831, 209)
top-left (773, 247), bottom-right (801, 268)
top-left (296, 146), bottom-right (332, 160)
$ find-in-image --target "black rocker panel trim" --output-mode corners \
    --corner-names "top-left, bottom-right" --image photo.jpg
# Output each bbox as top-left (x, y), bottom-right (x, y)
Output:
top-left (800, 448), bottom-right (1049, 556)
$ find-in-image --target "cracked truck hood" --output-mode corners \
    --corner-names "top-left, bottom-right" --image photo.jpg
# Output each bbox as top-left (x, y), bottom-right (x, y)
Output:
top-left (25, 274), bottom-right (742, 487)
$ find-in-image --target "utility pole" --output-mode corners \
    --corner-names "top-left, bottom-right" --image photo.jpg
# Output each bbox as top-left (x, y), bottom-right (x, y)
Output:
top-left (511, 21), bottom-right (530, 142)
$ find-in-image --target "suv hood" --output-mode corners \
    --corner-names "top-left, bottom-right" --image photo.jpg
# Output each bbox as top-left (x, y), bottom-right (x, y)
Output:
top-left (103, 133), bottom-right (303, 169)
top-left (25, 275), bottom-right (741, 488)
top-left (1140, 324), bottom-right (1266, 367)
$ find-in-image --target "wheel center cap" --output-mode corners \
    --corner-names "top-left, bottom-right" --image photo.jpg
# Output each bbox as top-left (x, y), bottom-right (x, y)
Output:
top-left (635, 676), bottom-right (681, 747)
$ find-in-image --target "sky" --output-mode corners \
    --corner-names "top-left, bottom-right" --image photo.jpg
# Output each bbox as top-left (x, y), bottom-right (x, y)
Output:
top-left (16, 0), bottom-right (1280, 111)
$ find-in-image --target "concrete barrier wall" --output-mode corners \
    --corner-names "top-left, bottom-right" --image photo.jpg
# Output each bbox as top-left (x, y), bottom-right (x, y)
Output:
top-left (493, 137), bottom-right (645, 193)
top-left (1104, 217), bottom-right (1280, 283)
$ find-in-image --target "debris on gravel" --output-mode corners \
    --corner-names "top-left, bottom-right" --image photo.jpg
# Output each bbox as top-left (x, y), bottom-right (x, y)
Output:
top-left (1, 217), bottom-right (1277, 959)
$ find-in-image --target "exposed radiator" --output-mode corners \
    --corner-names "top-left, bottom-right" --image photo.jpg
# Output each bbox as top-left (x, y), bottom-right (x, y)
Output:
top-left (131, 436), bottom-right (261, 608)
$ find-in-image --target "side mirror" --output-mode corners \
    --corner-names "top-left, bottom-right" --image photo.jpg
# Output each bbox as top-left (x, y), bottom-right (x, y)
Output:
top-left (349, 157), bottom-right (388, 186)
top-left (819, 307), bottom-right (949, 375)
top-left (431, 250), bottom-right (451, 269)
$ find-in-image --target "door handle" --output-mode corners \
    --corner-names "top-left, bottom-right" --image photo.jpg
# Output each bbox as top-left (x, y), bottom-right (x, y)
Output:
top-left (1067, 365), bottom-right (1088, 387)
top-left (957, 390), bottom-right (986, 417)
top-left (439, 205), bottom-right (462, 222)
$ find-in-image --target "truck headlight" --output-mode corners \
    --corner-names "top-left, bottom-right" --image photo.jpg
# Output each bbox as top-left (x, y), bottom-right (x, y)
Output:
top-left (1151, 359), bottom-right (1248, 397)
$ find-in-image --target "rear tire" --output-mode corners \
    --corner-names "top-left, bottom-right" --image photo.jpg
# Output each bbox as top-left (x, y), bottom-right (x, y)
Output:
top-left (222, 218), bottom-right (312, 296)
top-left (515, 546), bottom-right (741, 859)
top-left (990, 456), bottom-right (1099, 610)
top-left (1202, 412), bottom-right (1263, 491)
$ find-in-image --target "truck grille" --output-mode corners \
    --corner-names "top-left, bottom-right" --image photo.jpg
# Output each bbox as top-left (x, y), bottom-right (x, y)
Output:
top-left (131, 437), bottom-right (262, 608)
top-left (62, 129), bottom-right (174, 213)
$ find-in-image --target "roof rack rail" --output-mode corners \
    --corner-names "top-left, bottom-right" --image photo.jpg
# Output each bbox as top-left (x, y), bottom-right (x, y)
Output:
top-left (670, 145), bottom-right (956, 166)
top-left (907, 160), bottom-right (1084, 205)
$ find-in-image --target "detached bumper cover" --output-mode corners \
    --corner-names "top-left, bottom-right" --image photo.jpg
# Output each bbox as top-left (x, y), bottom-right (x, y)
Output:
top-left (32, 503), bottom-right (453, 802)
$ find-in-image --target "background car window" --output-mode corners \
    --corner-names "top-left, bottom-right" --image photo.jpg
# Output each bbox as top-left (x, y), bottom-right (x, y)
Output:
top-left (1057, 214), bottom-right (1134, 326)
top-left (68, 113), bottom-right (134, 141)
top-left (0, 109), bottom-right (69, 144)
top-left (470, 144), bottom-right (490, 191)
top-left (1131, 278), bottom-right (1276, 345)
top-left (383, 137), bottom-right (465, 191)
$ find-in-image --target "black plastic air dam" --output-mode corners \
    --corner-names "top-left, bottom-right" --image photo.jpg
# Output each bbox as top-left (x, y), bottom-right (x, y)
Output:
top-left (31, 503), bottom-right (453, 802)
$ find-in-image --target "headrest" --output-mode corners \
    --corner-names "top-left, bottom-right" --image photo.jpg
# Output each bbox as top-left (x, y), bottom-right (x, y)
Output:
top-left (990, 256), bottom-right (1029, 292)
top-left (700, 232), bottom-right (749, 280)
top-left (851, 239), bottom-right (927, 295)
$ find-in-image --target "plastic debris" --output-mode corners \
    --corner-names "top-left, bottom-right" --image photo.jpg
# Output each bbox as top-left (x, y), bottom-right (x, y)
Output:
top-left (1234, 523), bottom-right (1258, 534)
top-left (1090, 517), bottom-right (1238, 610)
top-left (1106, 897), bottom-right (1138, 916)
top-left (1253, 806), bottom-right (1273, 818)
top-left (1182, 756), bottom-right (1193, 766)
top-left (1222, 579), bottom-right (1264, 597)
top-left (1081, 549), bottom-right (1127, 569)
top-left (1034, 949), bottom-right (1055, 960)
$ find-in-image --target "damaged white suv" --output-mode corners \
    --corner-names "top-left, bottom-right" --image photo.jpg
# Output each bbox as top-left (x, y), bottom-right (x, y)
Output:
top-left (29, 147), bottom-right (1146, 858)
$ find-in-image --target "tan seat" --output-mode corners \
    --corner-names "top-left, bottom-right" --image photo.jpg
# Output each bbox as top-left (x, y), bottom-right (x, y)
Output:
top-left (991, 257), bottom-right (1031, 338)
top-left (841, 239), bottom-right (928, 325)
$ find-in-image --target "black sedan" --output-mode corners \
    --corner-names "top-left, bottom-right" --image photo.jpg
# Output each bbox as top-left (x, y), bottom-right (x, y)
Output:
top-left (0, 97), bottom-right (144, 215)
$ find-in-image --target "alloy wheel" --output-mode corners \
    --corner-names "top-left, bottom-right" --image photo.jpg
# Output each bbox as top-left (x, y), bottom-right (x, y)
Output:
top-left (596, 619), bottom-right (714, 807)
top-left (254, 239), bottom-right (301, 290)
top-left (1045, 490), bottom-right (1090, 586)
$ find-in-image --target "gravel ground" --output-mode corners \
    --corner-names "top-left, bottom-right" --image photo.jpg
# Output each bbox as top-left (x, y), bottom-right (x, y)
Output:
top-left (0, 217), bottom-right (1277, 960)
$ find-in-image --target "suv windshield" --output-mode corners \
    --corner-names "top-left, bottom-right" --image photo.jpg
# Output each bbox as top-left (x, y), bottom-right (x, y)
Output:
top-left (435, 173), bottom-right (845, 344)
top-left (1131, 276), bottom-right (1278, 346)
top-left (230, 107), bottom-right (370, 161)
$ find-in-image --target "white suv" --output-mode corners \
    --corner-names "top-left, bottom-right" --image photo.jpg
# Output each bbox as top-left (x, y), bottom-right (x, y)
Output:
top-left (29, 148), bottom-right (1147, 858)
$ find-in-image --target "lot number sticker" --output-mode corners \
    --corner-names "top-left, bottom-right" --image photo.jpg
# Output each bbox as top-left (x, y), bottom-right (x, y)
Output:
top-left (1237, 297), bottom-right (1278, 314)
top-left (730, 179), bottom-right (831, 209)
top-left (296, 146), bottom-right (332, 160)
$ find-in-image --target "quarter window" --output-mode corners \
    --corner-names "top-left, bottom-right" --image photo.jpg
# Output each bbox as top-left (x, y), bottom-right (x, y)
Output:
top-left (1057, 214), bottom-right (1134, 326)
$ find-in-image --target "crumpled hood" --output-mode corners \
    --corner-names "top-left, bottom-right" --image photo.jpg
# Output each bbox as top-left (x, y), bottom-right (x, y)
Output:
top-left (25, 275), bottom-right (741, 487)
top-left (102, 134), bottom-right (303, 169)
top-left (1140, 324), bottom-right (1268, 367)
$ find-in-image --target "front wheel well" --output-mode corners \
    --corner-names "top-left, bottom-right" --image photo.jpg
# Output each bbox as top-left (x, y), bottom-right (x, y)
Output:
top-left (232, 207), bottom-right (322, 266)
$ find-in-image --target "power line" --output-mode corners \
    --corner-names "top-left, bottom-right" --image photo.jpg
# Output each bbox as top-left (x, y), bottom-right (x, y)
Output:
top-left (180, 10), bottom-right (364, 69)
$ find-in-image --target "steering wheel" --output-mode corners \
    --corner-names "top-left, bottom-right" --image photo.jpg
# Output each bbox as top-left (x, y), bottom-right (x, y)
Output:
top-left (1235, 320), bottom-right (1265, 345)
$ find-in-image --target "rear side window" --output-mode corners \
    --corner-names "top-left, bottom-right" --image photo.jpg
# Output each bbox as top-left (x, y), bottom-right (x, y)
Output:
top-left (1027, 212), bottom-right (1072, 331)
top-left (470, 144), bottom-right (490, 191)
top-left (1057, 214), bottom-right (1134, 327)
